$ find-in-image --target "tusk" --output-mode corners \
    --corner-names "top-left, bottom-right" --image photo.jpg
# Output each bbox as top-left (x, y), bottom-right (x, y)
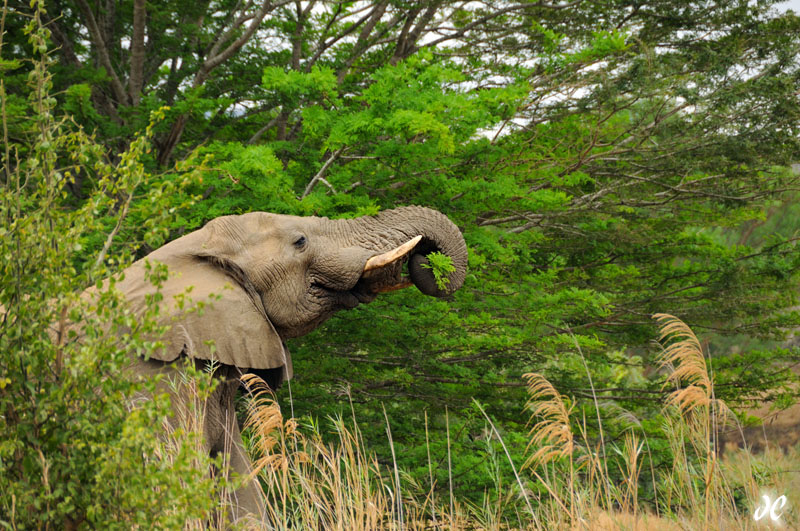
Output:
top-left (372, 280), bottom-right (414, 293)
top-left (363, 235), bottom-right (422, 272)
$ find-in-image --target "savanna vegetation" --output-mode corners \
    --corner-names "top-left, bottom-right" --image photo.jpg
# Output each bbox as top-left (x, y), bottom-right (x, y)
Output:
top-left (3, 0), bottom-right (800, 528)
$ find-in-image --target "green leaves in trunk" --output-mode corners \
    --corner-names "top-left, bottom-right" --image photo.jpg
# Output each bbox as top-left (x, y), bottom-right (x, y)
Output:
top-left (421, 251), bottom-right (457, 291)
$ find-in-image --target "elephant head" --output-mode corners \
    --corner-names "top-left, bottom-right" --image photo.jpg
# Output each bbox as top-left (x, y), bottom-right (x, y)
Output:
top-left (118, 206), bottom-right (467, 384)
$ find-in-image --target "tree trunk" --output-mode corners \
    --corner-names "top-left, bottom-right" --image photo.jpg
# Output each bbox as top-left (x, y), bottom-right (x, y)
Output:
top-left (129, 0), bottom-right (146, 106)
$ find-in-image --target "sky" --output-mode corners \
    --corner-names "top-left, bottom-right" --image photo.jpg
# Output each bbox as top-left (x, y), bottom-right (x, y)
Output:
top-left (779, 0), bottom-right (800, 12)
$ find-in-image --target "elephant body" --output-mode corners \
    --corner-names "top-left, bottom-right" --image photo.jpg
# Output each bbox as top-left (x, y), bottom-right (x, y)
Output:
top-left (91, 206), bottom-right (467, 521)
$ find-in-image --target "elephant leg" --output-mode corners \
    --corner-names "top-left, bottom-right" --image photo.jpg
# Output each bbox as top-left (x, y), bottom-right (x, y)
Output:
top-left (219, 412), bottom-right (268, 524)
top-left (208, 371), bottom-right (269, 525)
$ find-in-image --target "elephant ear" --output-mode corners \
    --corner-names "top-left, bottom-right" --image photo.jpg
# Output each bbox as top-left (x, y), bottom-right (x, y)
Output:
top-left (119, 254), bottom-right (292, 385)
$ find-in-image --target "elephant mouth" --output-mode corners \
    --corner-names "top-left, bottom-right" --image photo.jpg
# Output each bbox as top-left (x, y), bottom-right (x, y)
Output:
top-left (358, 235), bottom-right (422, 294)
top-left (310, 281), bottom-right (376, 310)
top-left (308, 236), bottom-right (422, 313)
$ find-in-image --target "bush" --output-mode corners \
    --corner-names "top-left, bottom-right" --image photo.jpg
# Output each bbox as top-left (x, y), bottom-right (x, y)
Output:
top-left (0, 4), bottom-right (220, 527)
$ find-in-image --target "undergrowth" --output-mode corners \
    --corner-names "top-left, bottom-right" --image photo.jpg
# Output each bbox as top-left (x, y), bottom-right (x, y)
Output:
top-left (236, 314), bottom-right (799, 530)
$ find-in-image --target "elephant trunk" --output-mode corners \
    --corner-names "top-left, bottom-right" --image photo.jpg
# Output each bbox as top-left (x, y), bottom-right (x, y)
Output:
top-left (337, 206), bottom-right (468, 297)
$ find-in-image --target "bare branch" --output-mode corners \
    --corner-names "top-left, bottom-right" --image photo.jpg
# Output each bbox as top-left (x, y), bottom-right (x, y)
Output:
top-left (307, 1), bottom-right (349, 67)
top-left (206, 0), bottom-right (253, 60)
top-left (75, 0), bottom-right (129, 106)
top-left (330, 0), bottom-right (389, 80)
top-left (247, 111), bottom-right (283, 144)
top-left (158, 0), bottom-right (285, 165)
top-left (301, 147), bottom-right (345, 199)
top-left (420, 2), bottom-right (581, 51)
top-left (390, 6), bottom-right (422, 65)
top-left (93, 189), bottom-right (134, 272)
top-left (395, 0), bottom-right (441, 62)
top-left (290, 0), bottom-right (316, 70)
top-left (204, 0), bottom-right (278, 74)
top-left (43, 14), bottom-right (82, 68)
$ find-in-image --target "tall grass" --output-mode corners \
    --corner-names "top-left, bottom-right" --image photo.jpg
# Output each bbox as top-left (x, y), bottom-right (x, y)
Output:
top-left (242, 373), bottom-right (414, 529)
top-left (176, 314), bottom-right (799, 529)
top-left (654, 313), bottom-right (735, 527)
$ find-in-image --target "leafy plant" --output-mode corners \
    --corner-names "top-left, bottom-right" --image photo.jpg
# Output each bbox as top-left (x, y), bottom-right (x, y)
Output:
top-left (421, 251), bottom-right (457, 291)
top-left (0, 4), bottom-right (220, 527)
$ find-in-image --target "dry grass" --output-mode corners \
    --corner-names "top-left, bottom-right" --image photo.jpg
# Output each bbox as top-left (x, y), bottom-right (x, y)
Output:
top-left (158, 314), bottom-right (800, 529)
top-left (523, 373), bottom-right (576, 471)
top-left (654, 313), bottom-right (736, 526)
top-left (241, 373), bottom-right (415, 530)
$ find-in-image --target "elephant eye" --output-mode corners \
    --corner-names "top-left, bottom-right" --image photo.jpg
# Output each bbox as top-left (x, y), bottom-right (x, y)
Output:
top-left (293, 236), bottom-right (307, 249)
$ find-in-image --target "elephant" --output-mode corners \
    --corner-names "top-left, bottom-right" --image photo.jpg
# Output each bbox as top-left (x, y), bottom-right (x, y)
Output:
top-left (99, 205), bottom-right (468, 522)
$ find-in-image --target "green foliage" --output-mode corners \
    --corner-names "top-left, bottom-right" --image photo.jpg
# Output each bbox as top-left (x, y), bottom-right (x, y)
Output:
top-left (421, 251), bottom-right (457, 291)
top-left (262, 65), bottom-right (339, 106)
top-left (0, 5), bottom-right (219, 527)
top-left (4, 0), bottom-right (800, 518)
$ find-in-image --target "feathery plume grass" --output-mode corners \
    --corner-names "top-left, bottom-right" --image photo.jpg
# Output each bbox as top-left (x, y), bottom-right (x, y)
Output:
top-left (654, 313), bottom-right (742, 527)
top-left (523, 372), bottom-right (576, 470)
top-left (654, 313), bottom-right (713, 414)
top-left (241, 373), bottom-right (303, 476)
top-left (523, 372), bottom-right (579, 525)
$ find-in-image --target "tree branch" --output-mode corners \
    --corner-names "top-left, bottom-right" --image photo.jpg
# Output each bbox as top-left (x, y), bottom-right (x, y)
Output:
top-left (43, 14), bottom-right (82, 68)
top-left (301, 147), bottom-right (344, 199)
top-left (290, 0), bottom-right (314, 70)
top-left (75, 0), bottom-right (129, 106)
top-left (247, 110), bottom-right (283, 144)
top-left (204, 0), bottom-right (278, 74)
top-left (93, 189), bottom-right (134, 272)
top-left (421, 2), bottom-right (577, 51)
top-left (158, 0), bottom-right (283, 166)
top-left (332, 0), bottom-right (389, 81)
top-left (390, 6), bottom-right (422, 65)
top-left (397, 0), bottom-right (441, 61)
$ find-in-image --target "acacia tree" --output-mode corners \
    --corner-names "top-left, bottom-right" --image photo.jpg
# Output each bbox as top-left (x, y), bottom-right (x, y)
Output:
top-left (5, 1), bottom-right (581, 165)
top-left (4, 0), bottom-right (800, 502)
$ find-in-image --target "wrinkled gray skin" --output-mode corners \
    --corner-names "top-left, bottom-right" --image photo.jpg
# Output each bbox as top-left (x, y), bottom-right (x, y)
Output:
top-left (109, 206), bottom-right (467, 522)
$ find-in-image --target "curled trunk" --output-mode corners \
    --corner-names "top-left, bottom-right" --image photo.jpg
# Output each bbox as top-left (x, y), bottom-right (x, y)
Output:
top-left (337, 206), bottom-right (468, 297)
